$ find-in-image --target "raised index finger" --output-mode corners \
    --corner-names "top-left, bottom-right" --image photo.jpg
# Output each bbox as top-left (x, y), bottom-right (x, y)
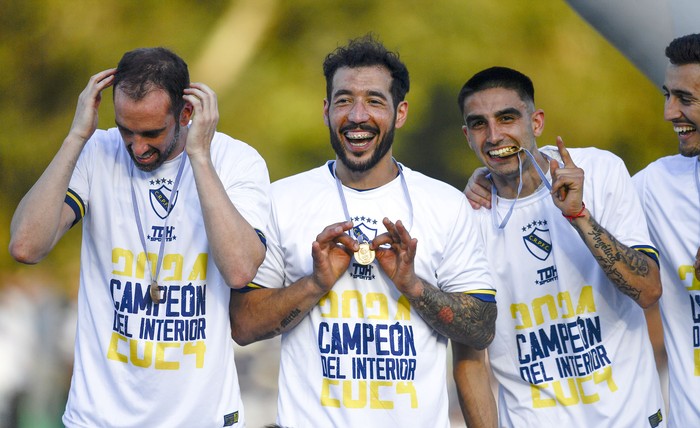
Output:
top-left (556, 136), bottom-right (577, 168)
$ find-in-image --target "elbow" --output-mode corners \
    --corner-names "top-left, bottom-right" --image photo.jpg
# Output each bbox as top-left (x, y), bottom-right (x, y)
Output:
top-left (638, 281), bottom-right (662, 309)
top-left (224, 267), bottom-right (259, 289)
top-left (8, 238), bottom-right (45, 265)
top-left (230, 328), bottom-right (254, 347)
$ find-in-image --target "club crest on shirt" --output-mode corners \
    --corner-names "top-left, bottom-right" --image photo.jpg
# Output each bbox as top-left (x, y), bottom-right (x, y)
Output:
top-left (350, 217), bottom-right (379, 242)
top-left (521, 220), bottom-right (551, 261)
top-left (149, 180), bottom-right (179, 219)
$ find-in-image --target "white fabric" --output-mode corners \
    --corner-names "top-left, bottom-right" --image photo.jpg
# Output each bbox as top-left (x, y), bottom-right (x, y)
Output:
top-left (253, 161), bottom-right (494, 428)
top-left (481, 147), bottom-right (665, 427)
top-left (62, 127), bottom-right (270, 428)
top-left (634, 154), bottom-right (700, 428)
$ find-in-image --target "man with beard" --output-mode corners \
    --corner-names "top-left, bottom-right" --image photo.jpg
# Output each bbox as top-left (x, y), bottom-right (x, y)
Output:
top-left (229, 35), bottom-right (496, 428)
top-left (9, 47), bottom-right (270, 427)
top-left (633, 33), bottom-right (700, 427)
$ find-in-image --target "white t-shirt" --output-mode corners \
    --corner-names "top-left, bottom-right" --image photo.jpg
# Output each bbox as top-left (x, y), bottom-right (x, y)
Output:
top-left (251, 161), bottom-right (495, 428)
top-left (634, 154), bottom-right (700, 428)
top-left (62, 128), bottom-right (270, 427)
top-left (481, 147), bottom-right (664, 427)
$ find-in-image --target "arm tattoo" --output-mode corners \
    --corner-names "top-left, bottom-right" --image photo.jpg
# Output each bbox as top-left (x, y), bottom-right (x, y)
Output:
top-left (254, 308), bottom-right (302, 342)
top-left (576, 216), bottom-right (648, 301)
top-left (406, 279), bottom-right (496, 349)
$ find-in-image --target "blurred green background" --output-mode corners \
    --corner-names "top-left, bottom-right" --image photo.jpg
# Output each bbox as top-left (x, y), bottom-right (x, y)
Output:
top-left (0, 0), bottom-right (673, 426)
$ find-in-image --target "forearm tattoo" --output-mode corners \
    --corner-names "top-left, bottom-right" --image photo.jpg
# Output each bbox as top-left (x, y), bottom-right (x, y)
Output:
top-left (575, 216), bottom-right (648, 301)
top-left (254, 308), bottom-right (303, 342)
top-left (407, 280), bottom-right (496, 349)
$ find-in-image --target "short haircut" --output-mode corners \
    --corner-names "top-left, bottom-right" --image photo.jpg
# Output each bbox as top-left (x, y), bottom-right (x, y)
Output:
top-left (114, 47), bottom-right (189, 117)
top-left (457, 66), bottom-right (535, 115)
top-left (665, 33), bottom-right (700, 66)
top-left (322, 34), bottom-right (410, 108)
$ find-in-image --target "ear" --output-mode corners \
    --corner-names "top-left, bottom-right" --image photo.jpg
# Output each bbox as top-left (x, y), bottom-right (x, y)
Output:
top-left (531, 109), bottom-right (545, 137)
top-left (394, 100), bottom-right (409, 129)
top-left (179, 103), bottom-right (194, 126)
top-left (323, 99), bottom-right (330, 127)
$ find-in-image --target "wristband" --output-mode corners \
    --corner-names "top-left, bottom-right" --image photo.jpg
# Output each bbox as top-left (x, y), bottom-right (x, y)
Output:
top-left (563, 202), bottom-right (586, 221)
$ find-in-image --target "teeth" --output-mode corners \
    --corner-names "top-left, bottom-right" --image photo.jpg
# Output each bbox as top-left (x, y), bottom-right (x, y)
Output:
top-left (674, 126), bottom-right (696, 134)
top-left (489, 146), bottom-right (522, 158)
top-left (345, 131), bottom-right (374, 140)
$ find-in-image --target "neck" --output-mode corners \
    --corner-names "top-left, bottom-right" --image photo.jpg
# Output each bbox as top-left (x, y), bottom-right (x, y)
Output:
top-left (335, 155), bottom-right (398, 190)
top-left (492, 149), bottom-right (550, 199)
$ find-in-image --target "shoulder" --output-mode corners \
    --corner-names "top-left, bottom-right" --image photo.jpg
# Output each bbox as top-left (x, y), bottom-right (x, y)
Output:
top-left (400, 165), bottom-right (464, 202)
top-left (270, 163), bottom-right (331, 195)
top-left (210, 132), bottom-right (265, 162)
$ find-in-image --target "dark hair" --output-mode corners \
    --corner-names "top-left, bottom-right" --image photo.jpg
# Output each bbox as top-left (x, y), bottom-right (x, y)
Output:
top-left (322, 34), bottom-right (409, 108)
top-left (457, 66), bottom-right (535, 115)
top-left (665, 33), bottom-right (700, 66)
top-left (113, 47), bottom-right (189, 116)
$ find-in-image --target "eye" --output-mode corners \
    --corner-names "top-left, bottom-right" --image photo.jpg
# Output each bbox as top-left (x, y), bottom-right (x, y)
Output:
top-left (499, 115), bottom-right (516, 123)
top-left (141, 131), bottom-right (161, 139)
top-left (468, 120), bottom-right (485, 130)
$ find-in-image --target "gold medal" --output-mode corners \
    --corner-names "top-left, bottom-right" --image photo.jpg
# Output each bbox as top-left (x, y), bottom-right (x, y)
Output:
top-left (150, 280), bottom-right (160, 304)
top-left (354, 242), bottom-right (375, 265)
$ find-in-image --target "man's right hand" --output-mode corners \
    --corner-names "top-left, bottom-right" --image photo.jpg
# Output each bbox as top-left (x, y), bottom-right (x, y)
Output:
top-left (463, 166), bottom-right (492, 209)
top-left (310, 220), bottom-right (357, 294)
top-left (68, 68), bottom-right (116, 144)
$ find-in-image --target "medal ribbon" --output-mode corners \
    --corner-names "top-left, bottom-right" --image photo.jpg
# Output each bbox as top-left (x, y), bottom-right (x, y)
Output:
top-left (333, 158), bottom-right (414, 241)
top-left (490, 148), bottom-right (558, 229)
top-left (130, 153), bottom-right (187, 303)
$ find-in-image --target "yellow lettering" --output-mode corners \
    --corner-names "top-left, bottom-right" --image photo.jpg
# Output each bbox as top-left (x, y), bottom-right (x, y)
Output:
top-left (184, 341), bottom-right (206, 368)
top-left (512, 303), bottom-right (533, 329)
top-left (321, 378), bottom-right (341, 407)
top-left (532, 295), bottom-right (557, 325)
top-left (531, 383), bottom-right (556, 408)
top-left (188, 253), bottom-right (208, 280)
top-left (343, 380), bottom-right (367, 408)
top-left (369, 381), bottom-right (393, 409)
top-left (366, 293), bottom-right (389, 320)
top-left (107, 332), bottom-right (128, 363)
top-left (320, 291), bottom-right (339, 318)
top-left (695, 349), bottom-right (700, 376)
top-left (396, 381), bottom-right (418, 408)
top-left (680, 265), bottom-right (700, 290)
top-left (155, 343), bottom-right (180, 370)
top-left (576, 286), bottom-right (596, 314)
top-left (558, 292), bottom-right (575, 319)
top-left (576, 375), bottom-right (599, 404)
top-left (553, 378), bottom-right (581, 406)
top-left (395, 296), bottom-right (411, 320)
top-left (342, 290), bottom-right (363, 318)
top-left (592, 365), bottom-right (617, 392)
top-left (130, 339), bottom-right (153, 368)
top-left (112, 248), bottom-right (133, 277)
top-left (162, 254), bottom-right (184, 281)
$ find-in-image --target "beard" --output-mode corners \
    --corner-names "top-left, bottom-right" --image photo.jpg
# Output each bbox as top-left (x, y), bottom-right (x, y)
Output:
top-left (330, 124), bottom-right (396, 173)
top-left (679, 141), bottom-right (700, 158)
top-left (129, 125), bottom-right (180, 172)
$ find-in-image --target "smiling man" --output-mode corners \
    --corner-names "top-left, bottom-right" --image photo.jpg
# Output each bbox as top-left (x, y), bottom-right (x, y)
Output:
top-left (229, 35), bottom-right (496, 428)
top-left (633, 33), bottom-right (700, 428)
top-left (452, 66), bottom-right (665, 427)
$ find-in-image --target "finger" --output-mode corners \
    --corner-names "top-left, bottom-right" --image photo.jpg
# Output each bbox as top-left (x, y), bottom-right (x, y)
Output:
top-left (91, 68), bottom-right (117, 90)
top-left (316, 220), bottom-right (353, 244)
top-left (549, 158), bottom-right (566, 201)
top-left (556, 136), bottom-right (577, 168)
top-left (695, 247), bottom-right (700, 279)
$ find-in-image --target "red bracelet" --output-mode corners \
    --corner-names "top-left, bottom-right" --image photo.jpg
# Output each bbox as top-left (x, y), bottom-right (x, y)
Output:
top-left (563, 202), bottom-right (586, 221)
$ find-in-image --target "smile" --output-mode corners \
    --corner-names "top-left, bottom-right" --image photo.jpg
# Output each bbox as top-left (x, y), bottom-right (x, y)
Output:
top-left (489, 146), bottom-right (522, 158)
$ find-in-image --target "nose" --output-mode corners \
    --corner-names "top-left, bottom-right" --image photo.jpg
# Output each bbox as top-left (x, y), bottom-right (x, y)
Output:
top-left (664, 96), bottom-right (681, 122)
top-left (487, 121), bottom-right (503, 144)
top-left (348, 102), bottom-right (370, 123)
top-left (130, 135), bottom-right (152, 157)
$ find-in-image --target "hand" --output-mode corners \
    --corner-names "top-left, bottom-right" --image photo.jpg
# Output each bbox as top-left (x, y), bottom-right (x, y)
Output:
top-left (463, 166), bottom-right (492, 209)
top-left (183, 82), bottom-right (219, 159)
top-left (371, 218), bottom-right (421, 297)
top-left (68, 68), bottom-right (116, 143)
top-left (310, 221), bottom-right (357, 293)
top-left (549, 136), bottom-right (585, 216)
top-left (695, 247), bottom-right (700, 281)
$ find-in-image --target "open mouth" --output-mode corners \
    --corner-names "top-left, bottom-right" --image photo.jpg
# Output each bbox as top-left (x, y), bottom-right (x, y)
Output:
top-left (344, 129), bottom-right (377, 147)
top-left (675, 125), bottom-right (697, 136)
top-left (489, 146), bottom-right (522, 158)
